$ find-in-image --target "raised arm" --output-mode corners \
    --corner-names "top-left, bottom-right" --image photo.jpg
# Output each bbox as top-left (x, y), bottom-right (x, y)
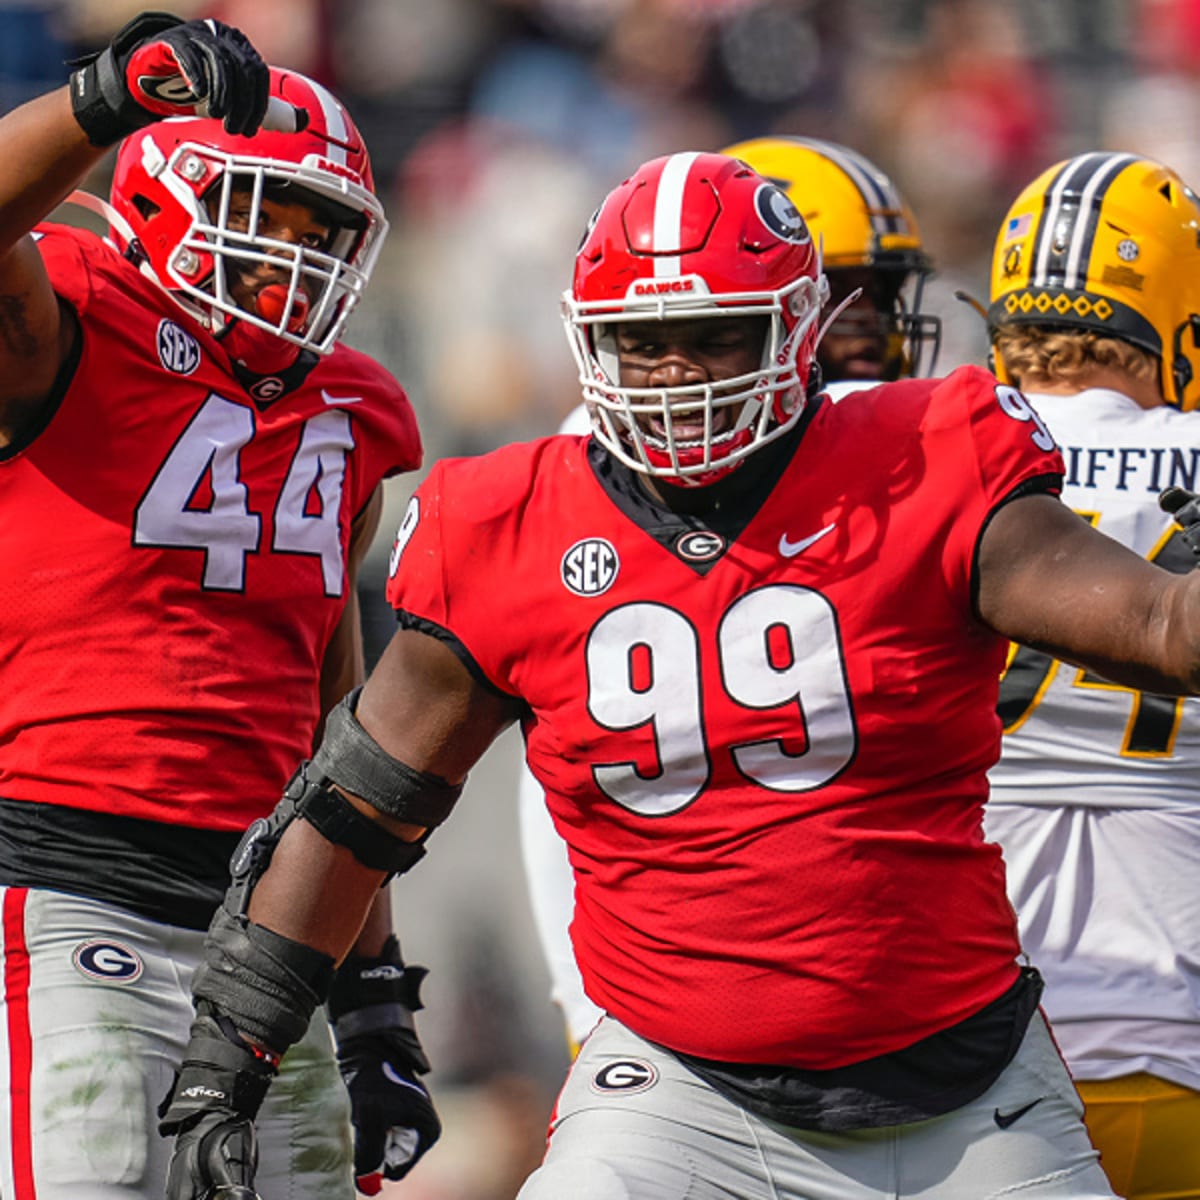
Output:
top-left (977, 492), bottom-right (1200, 694)
top-left (0, 12), bottom-right (269, 445)
top-left (0, 89), bottom-right (102, 442)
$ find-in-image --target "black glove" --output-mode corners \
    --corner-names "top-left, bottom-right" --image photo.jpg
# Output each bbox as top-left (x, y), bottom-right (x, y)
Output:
top-left (164, 1115), bottom-right (258, 1200)
top-left (158, 1008), bottom-right (277, 1200)
top-left (329, 937), bottom-right (441, 1193)
top-left (69, 11), bottom-right (269, 146)
top-left (1160, 486), bottom-right (1200, 560)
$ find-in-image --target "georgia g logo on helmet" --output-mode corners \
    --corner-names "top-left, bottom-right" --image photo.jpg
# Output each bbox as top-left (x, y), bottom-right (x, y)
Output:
top-left (755, 184), bottom-right (810, 245)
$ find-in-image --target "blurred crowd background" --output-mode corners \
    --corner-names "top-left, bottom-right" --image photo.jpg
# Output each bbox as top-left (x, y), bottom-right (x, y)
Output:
top-left (6, 0), bottom-right (1200, 1195)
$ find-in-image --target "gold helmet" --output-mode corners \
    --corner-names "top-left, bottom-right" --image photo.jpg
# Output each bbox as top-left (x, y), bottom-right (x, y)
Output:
top-left (721, 135), bottom-right (940, 380)
top-left (988, 151), bottom-right (1200, 410)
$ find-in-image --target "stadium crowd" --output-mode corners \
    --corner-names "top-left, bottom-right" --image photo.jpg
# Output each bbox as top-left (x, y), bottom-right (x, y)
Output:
top-left (0, 2), bottom-right (1198, 1198)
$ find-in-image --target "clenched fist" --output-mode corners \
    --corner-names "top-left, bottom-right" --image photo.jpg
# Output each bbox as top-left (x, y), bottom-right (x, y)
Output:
top-left (69, 11), bottom-right (268, 146)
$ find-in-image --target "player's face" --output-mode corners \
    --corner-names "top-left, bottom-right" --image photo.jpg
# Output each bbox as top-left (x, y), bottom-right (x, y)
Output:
top-left (818, 268), bottom-right (900, 383)
top-left (613, 316), bottom-right (766, 441)
top-left (218, 188), bottom-right (336, 322)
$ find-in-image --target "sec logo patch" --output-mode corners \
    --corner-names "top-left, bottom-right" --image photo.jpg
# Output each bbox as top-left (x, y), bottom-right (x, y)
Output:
top-left (591, 1059), bottom-right (658, 1094)
top-left (562, 538), bottom-right (619, 597)
top-left (72, 940), bottom-right (143, 983)
top-left (156, 320), bottom-right (201, 376)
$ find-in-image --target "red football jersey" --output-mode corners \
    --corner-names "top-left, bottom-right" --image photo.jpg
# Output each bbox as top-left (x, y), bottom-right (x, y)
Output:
top-left (0, 225), bottom-right (420, 830)
top-left (387, 366), bottom-right (1063, 1068)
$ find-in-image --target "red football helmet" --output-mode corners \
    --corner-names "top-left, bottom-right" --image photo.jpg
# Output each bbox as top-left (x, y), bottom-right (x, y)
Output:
top-left (101, 67), bottom-right (386, 367)
top-left (562, 152), bottom-right (826, 484)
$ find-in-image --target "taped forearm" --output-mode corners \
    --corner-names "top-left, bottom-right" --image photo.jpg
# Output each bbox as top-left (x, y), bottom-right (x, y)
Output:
top-left (193, 906), bottom-right (334, 1054)
top-left (159, 908), bottom-right (335, 1139)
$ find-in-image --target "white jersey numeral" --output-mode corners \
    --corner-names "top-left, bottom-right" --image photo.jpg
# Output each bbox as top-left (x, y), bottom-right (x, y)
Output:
top-left (995, 384), bottom-right (1056, 452)
top-left (586, 586), bottom-right (856, 816)
top-left (134, 394), bottom-right (352, 594)
top-left (721, 587), bottom-right (855, 790)
top-left (588, 604), bottom-right (709, 815)
top-left (272, 410), bottom-right (353, 597)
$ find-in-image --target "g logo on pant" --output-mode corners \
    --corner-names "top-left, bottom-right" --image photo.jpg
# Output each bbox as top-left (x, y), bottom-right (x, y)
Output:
top-left (591, 1059), bottom-right (658, 1095)
top-left (72, 939), bottom-right (144, 982)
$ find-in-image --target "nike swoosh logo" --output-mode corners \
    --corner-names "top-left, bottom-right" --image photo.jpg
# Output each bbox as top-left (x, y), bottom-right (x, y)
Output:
top-left (322, 390), bottom-right (363, 405)
top-left (382, 1061), bottom-right (430, 1097)
top-left (993, 1097), bottom-right (1043, 1129)
top-left (779, 523), bottom-right (835, 558)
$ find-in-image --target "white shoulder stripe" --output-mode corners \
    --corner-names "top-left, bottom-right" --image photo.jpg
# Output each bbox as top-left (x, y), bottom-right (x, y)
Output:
top-left (1033, 154), bottom-right (1102, 287)
top-left (795, 138), bottom-right (902, 234)
top-left (653, 152), bottom-right (701, 277)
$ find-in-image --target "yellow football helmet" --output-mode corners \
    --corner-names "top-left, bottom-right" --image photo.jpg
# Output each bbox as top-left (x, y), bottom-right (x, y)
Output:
top-left (722, 135), bottom-right (940, 381)
top-left (988, 151), bottom-right (1200, 411)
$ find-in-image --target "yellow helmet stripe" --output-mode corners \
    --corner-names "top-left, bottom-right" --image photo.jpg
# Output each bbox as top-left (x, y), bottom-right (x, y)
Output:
top-left (1032, 152), bottom-right (1139, 290)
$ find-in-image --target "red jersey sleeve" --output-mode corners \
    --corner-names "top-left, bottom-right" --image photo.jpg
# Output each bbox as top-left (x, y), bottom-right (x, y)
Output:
top-left (34, 222), bottom-right (105, 317)
top-left (313, 346), bottom-right (423, 517)
top-left (386, 460), bottom-right (455, 629)
top-left (385, 439), bottom-right (578, 695)
top-left (922, 364), bottom-right (1064, 605)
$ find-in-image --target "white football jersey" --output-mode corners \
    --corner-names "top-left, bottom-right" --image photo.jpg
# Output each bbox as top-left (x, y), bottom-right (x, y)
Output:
top-left (986, 386), bottom-right (1200, 1090)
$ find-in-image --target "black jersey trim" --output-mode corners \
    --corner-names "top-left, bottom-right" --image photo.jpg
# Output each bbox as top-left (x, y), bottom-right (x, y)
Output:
top-left (0, 796), bottom-right (241, 930)
top-left (394, 610), bottom-right (524, 704)
top-left (587, 397), bottom-right (825, 577)
top-left (230, 347), bottom-right (320, 407)
top-left (668, 966), bottom-right (1043, 1131)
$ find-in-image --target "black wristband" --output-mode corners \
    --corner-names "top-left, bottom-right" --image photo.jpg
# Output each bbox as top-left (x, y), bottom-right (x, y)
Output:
top-left (68, 12), bottom-right (183, 147)
top-left (328, 935), bottom-right (425, 1019)
top-left (157, 1012), bottom-right (276, 1133)
top-left (327, 935), bottom-right (431, 1073)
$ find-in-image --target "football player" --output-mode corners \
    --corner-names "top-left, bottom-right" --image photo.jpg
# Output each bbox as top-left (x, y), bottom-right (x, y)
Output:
top-left (723, 135), bottom-right (941, 390)
top-left (518, 135), bottom-right (945, 1053)
top-left (165, 150), bottom-right (1200, 1200)
top-left (984, 151), bottom-right (1200, 1200)
top-left (0, 12), bottom-right (437, 1200)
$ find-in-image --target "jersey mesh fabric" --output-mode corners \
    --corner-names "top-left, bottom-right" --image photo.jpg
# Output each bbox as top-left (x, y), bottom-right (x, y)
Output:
top-left (388, 365), bottom-right (1064, 1068)
top-left (0, 224), bottom-right (421, 833)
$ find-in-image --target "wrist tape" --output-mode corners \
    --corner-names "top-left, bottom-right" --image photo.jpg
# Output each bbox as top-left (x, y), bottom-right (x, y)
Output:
top-left (193, 906), bottom-right (335, 1055)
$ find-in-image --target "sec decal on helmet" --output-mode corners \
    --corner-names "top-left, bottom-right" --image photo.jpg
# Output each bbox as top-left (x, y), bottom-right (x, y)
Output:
top-left (988, 151), bottom-right (1200, 410)
top-left (562, 152), bottom-right (826, 484)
